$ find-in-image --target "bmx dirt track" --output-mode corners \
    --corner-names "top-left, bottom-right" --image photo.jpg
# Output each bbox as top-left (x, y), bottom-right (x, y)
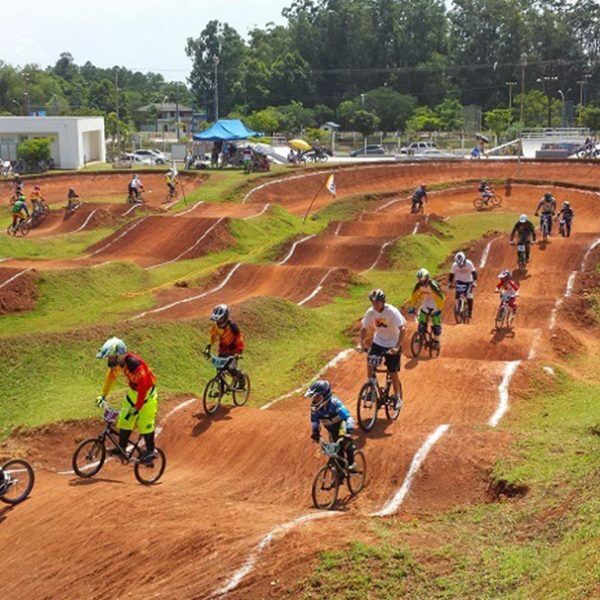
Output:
top-left (1, 160), bottom-right (600, 599)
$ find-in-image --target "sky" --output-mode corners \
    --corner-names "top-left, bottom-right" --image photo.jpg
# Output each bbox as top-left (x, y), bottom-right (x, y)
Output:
top-left (2, 0), bottom-right (291, 80)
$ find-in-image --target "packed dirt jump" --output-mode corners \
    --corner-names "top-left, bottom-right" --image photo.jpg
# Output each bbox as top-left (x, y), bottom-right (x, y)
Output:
top-left (1, 160), bottom-right (600, 599)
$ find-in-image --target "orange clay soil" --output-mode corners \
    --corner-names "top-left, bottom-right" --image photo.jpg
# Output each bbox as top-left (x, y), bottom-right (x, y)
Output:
top-left (1, 167), bottom-right (599, 599)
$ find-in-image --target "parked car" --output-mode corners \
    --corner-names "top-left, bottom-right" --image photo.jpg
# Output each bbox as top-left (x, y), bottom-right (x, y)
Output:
top-left (399, 141), bottom-right (437, 155)
top-left (132, 149), bottom-right (167, 165)
top-left (412, 148), bottom-right (460, 160)
top-left (123, 153), bottom-right (154, 166)
top-left (349, 144), bottom-right (386, 157)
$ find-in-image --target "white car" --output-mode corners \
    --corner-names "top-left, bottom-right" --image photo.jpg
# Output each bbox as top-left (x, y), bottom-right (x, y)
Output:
top-left (132, 149), bottom-right (167, 165)
top-left (399, 141), bottom-right (437, 155)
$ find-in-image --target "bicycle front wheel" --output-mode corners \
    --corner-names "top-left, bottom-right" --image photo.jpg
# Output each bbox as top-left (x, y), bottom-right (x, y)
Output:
top-left (429, 337), bottom-right (441, 358)
top-left (473, 198), bottom-right (484, 210)
top-left (495, 307), bottom-right (506, 330)
top-left (203, 376), bottom-right (223, 415)
top-left (491, 194), bottom-right (502, 207)
top-left (357, 381), bottom-right (378, 432)
top-left (72, 438), bottom-right (106, 478)
top-left (347, 450), bottom-right (367, 495)
top-left (454, 298), bottom-right (464, 324)
top-left (385, 381), bottom-right (403, 421)
top-left (410, 331), bottom-right (423, 357)
top-left (311, 464), bottom-right (339, 510)
top-left (134, 447), bottom-right (166, 485)
top-left (232, 373), bottom-right (251, 406)
top-left (0, 459), bottom-right (35, 505)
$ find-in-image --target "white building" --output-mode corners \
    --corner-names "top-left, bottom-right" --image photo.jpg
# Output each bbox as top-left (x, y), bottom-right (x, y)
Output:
top-left (0, 116), bottom-right (105, 169)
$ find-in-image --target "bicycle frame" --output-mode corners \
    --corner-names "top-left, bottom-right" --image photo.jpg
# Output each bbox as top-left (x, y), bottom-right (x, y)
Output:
top-left (97, 421), bottom-right (144, 463)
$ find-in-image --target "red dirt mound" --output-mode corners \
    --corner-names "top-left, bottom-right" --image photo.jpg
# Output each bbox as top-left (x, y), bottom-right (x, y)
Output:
top-left (0, 268), bottom-right (37, 314)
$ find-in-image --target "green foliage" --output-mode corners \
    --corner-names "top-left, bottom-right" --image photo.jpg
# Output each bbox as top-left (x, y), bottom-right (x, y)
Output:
top-left (435, 98), bottom-right (464, 130)
top-left (406, 106), bottom-right (443, 132)
top-left (579, 104), bottom-right (600, 132)
top-left (485, 108), bottom-right (513, 138)
top-left (350, 109), bottom-right (380, 137)
top-left (245, 107), bottom-right (283, 134)
top-left (16, 137), bottom-right (52, 163)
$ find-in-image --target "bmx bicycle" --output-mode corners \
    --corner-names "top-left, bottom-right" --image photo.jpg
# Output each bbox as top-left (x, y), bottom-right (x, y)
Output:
top-left (473, 192), bottom-right (502, 210)
top-left (559, 216), bottom-right (573, 238)
top-left (356, 353), bottom-right (402, 432)
top-left (538, 212), bottom-right (554, 242)
top-left (202, 352), bottom-right (251, 415)
top-left (451, 282), bottom-right (474, 324)
top-left (311, 438), bottom-right (366, 510)
top-left (6, 218), bottom-right (31, 236)
top-left (71, 403), bottom-right (166, 485)
top-left (0, 459), bottom-right (35, 505)
top-left (494, 292), bottom-right (517, 331)
top-left (410, 311), bottom-right (441, 358)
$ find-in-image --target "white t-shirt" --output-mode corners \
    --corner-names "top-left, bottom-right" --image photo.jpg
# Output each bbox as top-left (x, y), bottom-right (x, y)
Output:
top-left (362, 304), bottom-right (407, 348)
top-left (130, 177), bottom-right (142, 189)
top-left (451, 259), bottom-right (476, 283)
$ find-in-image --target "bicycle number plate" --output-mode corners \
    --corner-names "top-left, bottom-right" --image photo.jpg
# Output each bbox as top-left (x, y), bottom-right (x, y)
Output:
top-left (517, 244), bottom-right (526, 252)
top-left (367, 354), bottom-right (383, 367)
top-left (103, 408), bottom-right (120, 424)
top-left (322, 442), bottom-right (340, 457)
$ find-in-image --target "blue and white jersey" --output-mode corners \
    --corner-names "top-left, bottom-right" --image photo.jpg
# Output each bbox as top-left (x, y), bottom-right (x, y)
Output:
top-left (310, 395), bottom-right (355, 435)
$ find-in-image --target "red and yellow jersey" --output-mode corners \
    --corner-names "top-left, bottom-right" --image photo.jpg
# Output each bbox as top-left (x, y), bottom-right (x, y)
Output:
top-left (102, 353), bottom-right (157, 410)
top-left (210, 320), bottom-right (245, 356)
top-left (496, 279), bottom-right (519, 296)
top-left (30, 190), bottom-right (44, 201)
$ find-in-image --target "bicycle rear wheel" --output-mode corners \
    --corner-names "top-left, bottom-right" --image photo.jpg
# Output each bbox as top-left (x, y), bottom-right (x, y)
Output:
top-left (454, 298), bottom-right (464, 324)
top-left (357, 381), bottom-right (378, 432)
top-left (385, 381), bottom-right (403, 420)
top-left (72, 438), bottom-right (106, 478)
top-left (347, 450), bottom-right (367, 495)
top-left (311, 464), bottom-right (339, 510)
top-left (232, 373), bottom-right (251, 406)
top-left (203, 377), bottom-right (224, 415)
top-left (134, 447), bottom-right (166, 485)
top-left (0, 459), bottom-right (35, 505)
top-left (491, 194), bottom-right (502, 207)
top-left (410, 331), bottom-right (423, 357)
top-left (495, 306), bottom-right (506, 330)
top-left (473, 198), bottom-right (484, 210)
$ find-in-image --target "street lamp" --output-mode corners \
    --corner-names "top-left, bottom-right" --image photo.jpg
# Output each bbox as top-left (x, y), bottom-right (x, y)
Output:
top-left (505, 81), bottom-right (517, 121)
top-left (537, 75), bottom-right (558, 128)
top-left (213, 56), bottom-right (220, 121)
top-left (557, 89), bottom-right (566, 127)
top-left (519, 53), bottom-right (527, 128)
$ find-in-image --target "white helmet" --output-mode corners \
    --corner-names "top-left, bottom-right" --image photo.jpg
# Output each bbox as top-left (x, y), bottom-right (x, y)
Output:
top-left (210, 304), bottom-right (230, 323)
top-left (519, 214), bottom-right (527, 223)
top-left (96, 337), bottom-right (127, 359)
top-left (455, 252), bottom-right (466, 267)
top-left (417, 268), bottom-right (430, 281)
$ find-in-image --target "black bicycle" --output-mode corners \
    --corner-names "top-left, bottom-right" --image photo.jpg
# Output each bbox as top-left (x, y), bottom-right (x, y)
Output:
top-left (6, 218), bottom-right (31, 236)
top-left (164, 186), bottom-right (179, 203)
top-left (452, 282), bottom-right (473, 324)
top-left (72, 404), bottom-right (166, 485)
top-left (559, 217), bottom-right (573, 238)
top-left (0, 459), bottom-right (35, 505)
top-left (538, 212), bottom-right (553, 242)
top-left (311, 439), bottom-right (366, 510)
top-left (357, 353), bottom-right (402, 432)
top-left (410, 313), bottom-right (441, 358)
top-left (202, 353), bottom-right (251, 415)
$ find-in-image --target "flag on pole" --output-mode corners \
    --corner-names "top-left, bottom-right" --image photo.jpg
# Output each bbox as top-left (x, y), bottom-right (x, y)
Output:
top-left (325, 174), bottom-right (336, 197)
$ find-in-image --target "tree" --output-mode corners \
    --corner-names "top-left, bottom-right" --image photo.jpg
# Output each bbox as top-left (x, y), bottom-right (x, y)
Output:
top-left (484, 108), bottom-right (513, 139)
top-left (579, 105), bottom-right (600, 132)
top-left (363, 87), bottom-right (417, 132)
top-left (88, 79), bottom-right (116, 113)
top-left (186, 20), bottom-right (247, 119)
top-left (351, 109), bottom-right (380, 138)
top-left (17, 137), bottom-right (52, 164)
top-left (269, 52), bottom-right (313, 106)
top-left (277, 101), bottom-right (316, 132)
top-left (245, 107), bottom-right (283, 134)
top-left (406, 106), bottom-right (443, 132)
top-left (435, 98), bottom-right (463, 130)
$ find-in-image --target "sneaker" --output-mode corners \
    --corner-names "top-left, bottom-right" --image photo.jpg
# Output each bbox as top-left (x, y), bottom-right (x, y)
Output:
top-left (391, 395), bottom-right (403, 411)
top-left (347, 463), bottom-right (357, 473)
top-left (139, 450), bottom-right (157, 465)
top-left (233, 375), bottom-right (246, 391)
top-left (108, 447), bottom-right (123, 457)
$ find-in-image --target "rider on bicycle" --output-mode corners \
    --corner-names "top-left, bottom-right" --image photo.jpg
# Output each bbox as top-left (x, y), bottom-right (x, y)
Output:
top-left (495, 270), bottom-right (519, 314)
top-left (409, 268), bottom-right (445, 343)
top-left (205, 304), bottom-right (246, 389)
top-left (128, 175), bottom-right (144, 202)
top-left (306, 380), bottom-right (356, 471)
top-left (448, 251), bottom-right (478, 318)
top-left (411, 183), bottom-right (427, 213)
top-left (360, 289), bottom-right (406, 409)
top-left (557, 201), bottom-right (575, 237)
top-left (510, 214), bottom-right (536, 262)
top-left (96, 337), bottom-right (158, 463)
top-left (534, 192), bottom-right (556, 236)
top-left (66, 187), bottom-right (80, 210)
top-left (11, 194), bottom-right (29, 230)
top-left (478, 180), bottom-right (493, 205)
top-left (165, 169), bottom-right (178, 196)
top-left (30, 185), bottom-right (45, 214)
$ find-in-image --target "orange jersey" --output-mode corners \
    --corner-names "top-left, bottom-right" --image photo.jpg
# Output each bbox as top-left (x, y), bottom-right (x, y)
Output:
top-left (210, 320), bottom-right (244, 356)
top-left (102, 353), bottom-right (157, 410)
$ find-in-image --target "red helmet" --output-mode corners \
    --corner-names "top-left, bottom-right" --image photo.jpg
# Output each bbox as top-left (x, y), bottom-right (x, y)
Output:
top-left (498, 269), bottom-right (511, 281)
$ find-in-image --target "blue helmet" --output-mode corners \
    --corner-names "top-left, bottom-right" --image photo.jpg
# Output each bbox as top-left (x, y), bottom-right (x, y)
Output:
top-left (96, 337), bottom-right (127, 359)
top-left (304, 380), bottom-right (332, 412)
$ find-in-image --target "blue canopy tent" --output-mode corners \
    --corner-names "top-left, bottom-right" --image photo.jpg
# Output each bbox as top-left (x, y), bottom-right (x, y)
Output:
top-left (193, 119), bottom-right (261, 142)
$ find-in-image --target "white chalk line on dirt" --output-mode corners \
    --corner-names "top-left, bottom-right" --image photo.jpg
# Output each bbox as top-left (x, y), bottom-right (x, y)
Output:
top-left (82, 216), bottom-right (149, 259)
top-left (261, 348), bottom-right (355, 410)
top-left (146, 217), bottom-right (225, 270)
top-left (372, 423), bottom-right (451, 517)
top-left (131, 262), bottom-right (242, 320)
top-left (277, 234), bottom-right (316, 266)
top-left (479, 238), bottom-right (496, 268)
top-left (297, 268), bottom-right (334, 306)
top-left (488, 361), bottom-right (522, 427)
top-left (121, 204), bottom-right (141, 217)
top-left (243, 203), bottom-right (271, 220)
top-left (212, 512), bottom-right (339, 597)
top-left (362, 238), bottom-right (398, 272)
top-left (334, 221), bottom-right (343, 236)
top-left (0, 268), bottom-right (31, 289)
top-left (73, 209), bottom-right (98, 233)
top-left (411, 222), bottom-right (420, 236)
top-left (172, 200), bottom-right (204, 216)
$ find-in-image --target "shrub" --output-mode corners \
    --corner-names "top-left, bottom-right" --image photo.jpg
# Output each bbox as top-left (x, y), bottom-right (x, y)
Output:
top-left (16, 137), bottom-right (52, 164)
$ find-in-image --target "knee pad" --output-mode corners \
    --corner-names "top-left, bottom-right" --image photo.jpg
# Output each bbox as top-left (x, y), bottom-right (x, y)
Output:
top-left (418, 321), bottom-right (427, 334)
top-left (433, 325), bottom-right (442, 336)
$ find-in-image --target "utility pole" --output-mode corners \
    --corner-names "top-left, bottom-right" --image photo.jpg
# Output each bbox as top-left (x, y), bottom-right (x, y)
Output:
top-left (24, 73), bottom-right (31, 116)
top-left (506, 81), bottom-right (517, 121)
top-left (583, 72), bottom-right (592, 107)
top-left (577, 80), bottom-right (585, 107)
top-left (176, 84), bottom-right (180, 142)
top-left (213, 56), bottom-right (220, 121)
top-left (538, 75), bottom-right (558, 128)
top-left (519, 53), bottom-right (527, 127)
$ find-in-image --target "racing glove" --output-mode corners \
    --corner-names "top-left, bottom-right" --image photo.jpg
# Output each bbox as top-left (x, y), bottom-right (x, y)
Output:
top-left (95, 395), bottom-right (106, 408)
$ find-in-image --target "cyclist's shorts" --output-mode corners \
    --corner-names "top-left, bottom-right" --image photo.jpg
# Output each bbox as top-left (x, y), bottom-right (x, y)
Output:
top-left (118, 388), bottom-right (158, 433)
top-left (368, 342), bottom-right (400, 373)
top-left (455, 281), bottom-right (473, 299)
top-left (418, 308), bottom-right (442, 326)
